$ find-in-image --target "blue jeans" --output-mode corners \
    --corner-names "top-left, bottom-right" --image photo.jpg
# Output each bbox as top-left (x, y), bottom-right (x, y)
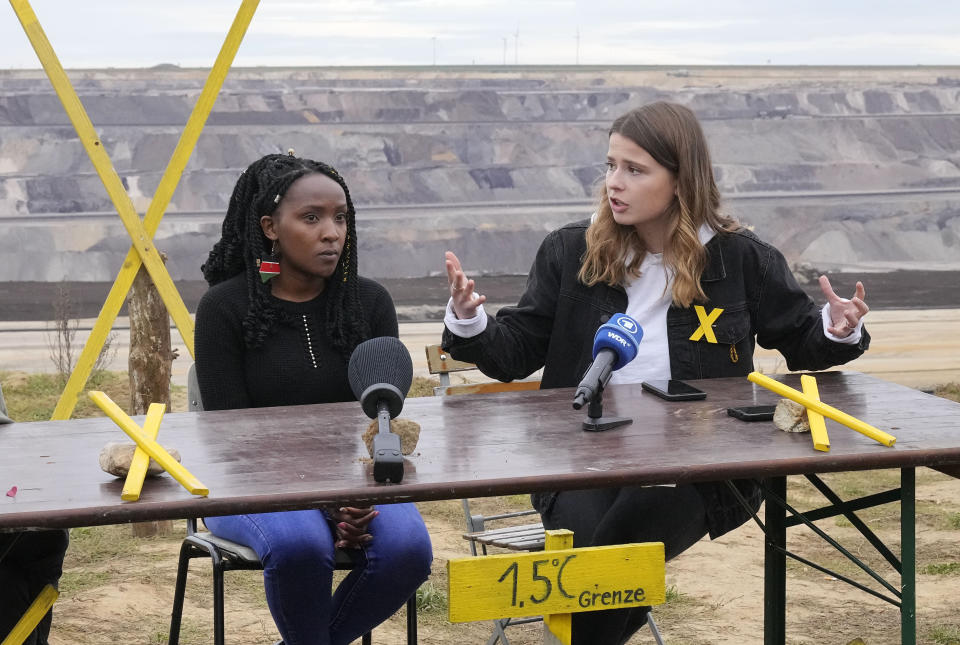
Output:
top-left (204, 503), bottom-right (432, 645)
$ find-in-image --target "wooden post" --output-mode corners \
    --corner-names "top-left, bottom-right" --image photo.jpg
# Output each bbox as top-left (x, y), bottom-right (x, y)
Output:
top-left (542, 530), bottom-right (573, 645)
top-left (128, 253), bottom-right (176, 538)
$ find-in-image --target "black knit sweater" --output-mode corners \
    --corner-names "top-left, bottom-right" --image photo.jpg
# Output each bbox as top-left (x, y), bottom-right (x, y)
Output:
top-left (194, 274), bottom-right (399, 411)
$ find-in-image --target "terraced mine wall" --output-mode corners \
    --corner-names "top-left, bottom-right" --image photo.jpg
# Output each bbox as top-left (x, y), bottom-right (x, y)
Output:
top-left (1, 66), bottom-right (959, 284)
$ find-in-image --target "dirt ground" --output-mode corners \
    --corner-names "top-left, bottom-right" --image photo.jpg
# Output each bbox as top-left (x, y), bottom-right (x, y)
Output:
top-left (43, 468), bottom-right (960, 645)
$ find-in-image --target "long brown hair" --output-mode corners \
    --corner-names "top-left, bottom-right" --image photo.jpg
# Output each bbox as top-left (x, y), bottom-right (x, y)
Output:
top-left (578, 102), bottom-right (737, 307)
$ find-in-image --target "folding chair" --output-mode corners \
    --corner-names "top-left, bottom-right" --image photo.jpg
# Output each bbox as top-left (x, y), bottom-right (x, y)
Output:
top-left (169, 365), bottom-right (417, 645)
top-left (425, 344), bottom-right (665, 645)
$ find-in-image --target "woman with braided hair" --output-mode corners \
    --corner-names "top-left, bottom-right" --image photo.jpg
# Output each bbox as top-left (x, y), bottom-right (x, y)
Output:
top-left (195, 152), bottom-right (432, 645)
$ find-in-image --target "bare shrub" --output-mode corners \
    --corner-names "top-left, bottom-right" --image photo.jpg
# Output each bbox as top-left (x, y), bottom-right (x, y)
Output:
top-left (46, 282), bottom-right (118, 383)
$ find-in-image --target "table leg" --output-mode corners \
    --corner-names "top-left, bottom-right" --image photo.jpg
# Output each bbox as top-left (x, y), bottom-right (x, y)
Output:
top-left (764, 476), bottom-right (787, 645)
top-left (901, 467), bottom-right (916, 645)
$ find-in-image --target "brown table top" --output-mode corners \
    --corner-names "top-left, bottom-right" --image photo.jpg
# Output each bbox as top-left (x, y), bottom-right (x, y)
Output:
top-left (3, 371), bottom-right (960, 530)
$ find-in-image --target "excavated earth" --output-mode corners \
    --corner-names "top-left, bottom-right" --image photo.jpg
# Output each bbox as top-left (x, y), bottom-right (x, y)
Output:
top-left (1, 65), bottom-right (959, 318)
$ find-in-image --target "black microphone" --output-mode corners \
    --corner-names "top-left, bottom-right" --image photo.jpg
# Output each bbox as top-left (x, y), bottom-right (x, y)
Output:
top-left (348, 336), bottom-right (413, 483)
top-left (572, 314), bottom-right (643, 410)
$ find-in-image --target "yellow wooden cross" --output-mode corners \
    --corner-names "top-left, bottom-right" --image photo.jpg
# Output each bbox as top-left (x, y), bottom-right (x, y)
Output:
top-left (689, 305), bottom-right (724, 343)
top-left (1, 584), bottom-right (58, 645)
top-left (89, 391), bottom-right (208, 497)
top-left (748, 371), bottom-right (895, 446)
top-left (9, 0), bottom-right (260, 420)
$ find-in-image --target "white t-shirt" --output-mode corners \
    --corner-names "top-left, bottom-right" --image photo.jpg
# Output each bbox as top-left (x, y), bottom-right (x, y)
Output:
top-left (610, 224), bottom-right (716, 384)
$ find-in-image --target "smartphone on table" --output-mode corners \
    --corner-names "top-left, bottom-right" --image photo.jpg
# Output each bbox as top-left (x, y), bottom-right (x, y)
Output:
top-left (641, 379), bottom-right (707, 401)
top-left (726, 405), bottom-right (776, 422)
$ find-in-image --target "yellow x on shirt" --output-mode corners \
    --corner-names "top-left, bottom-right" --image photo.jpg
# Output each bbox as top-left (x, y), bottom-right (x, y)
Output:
top-left (689, 306), bottom-right (724, 343)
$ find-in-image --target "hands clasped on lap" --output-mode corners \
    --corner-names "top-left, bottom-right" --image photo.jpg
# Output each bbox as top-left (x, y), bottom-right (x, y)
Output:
top-left (329, 506), bottom-right (378, 548)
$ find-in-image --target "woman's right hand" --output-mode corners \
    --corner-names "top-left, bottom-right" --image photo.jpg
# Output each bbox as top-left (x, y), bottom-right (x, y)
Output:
top-left (445, 251), bottom-right (486, 320)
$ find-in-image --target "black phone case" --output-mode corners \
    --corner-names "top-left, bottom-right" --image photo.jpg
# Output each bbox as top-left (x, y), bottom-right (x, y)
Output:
top-left (641, 381), bottom-right (707, 401)
top-left (727, 405), bottom-right (776, 421)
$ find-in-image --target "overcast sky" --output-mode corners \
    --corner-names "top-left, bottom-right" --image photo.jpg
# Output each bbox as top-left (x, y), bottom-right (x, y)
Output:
top-left (3, 1), bottom-right (960, 69)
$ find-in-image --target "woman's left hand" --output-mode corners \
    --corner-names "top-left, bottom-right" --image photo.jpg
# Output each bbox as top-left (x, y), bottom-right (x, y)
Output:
top-left (330, 506), bottom-right (378, 549)
top-left (819, 275), bottom-right (869, 338)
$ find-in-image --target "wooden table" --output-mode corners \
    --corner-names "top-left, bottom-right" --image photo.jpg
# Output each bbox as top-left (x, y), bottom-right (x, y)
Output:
top-left (3, 371), bottom-right (960, 643)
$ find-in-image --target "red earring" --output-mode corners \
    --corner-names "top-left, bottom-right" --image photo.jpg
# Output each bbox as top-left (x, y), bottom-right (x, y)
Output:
top-left (258, 241), bottom-right (280, 283)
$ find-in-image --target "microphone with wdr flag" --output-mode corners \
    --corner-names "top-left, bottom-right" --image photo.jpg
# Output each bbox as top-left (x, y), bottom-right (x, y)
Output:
top-left (572, 313), bottom-right (643, 410)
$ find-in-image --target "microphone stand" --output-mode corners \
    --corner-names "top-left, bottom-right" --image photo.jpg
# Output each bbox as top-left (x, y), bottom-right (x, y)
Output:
top-left (372, 401), bottom-right (404, 483)
top-left (582, 381), bottom-right (632, 432)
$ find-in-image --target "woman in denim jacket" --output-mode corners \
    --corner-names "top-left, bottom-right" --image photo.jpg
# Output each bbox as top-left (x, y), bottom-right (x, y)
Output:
top-left (441, 102), bottom-right (870, 645)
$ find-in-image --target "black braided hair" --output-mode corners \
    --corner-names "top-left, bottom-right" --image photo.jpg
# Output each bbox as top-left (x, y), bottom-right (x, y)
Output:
top-left (201, 153), bottom-right (368, 357)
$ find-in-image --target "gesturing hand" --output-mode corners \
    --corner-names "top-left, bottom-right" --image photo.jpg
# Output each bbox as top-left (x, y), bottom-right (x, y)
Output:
top-left (445, 251), bottom-right (486, 320)
top-left (819, 275), bottom-right (869, 338)
top-left (329, 506), bottom-right (378, 549)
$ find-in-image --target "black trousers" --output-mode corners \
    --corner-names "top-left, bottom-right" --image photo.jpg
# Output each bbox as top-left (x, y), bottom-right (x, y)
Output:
top-left (0, 530), bottom-right (69, 645)
top-left (539, 484), bottom-right (708, 645)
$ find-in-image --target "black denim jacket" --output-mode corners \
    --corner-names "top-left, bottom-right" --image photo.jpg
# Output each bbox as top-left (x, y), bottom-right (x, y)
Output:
top-left (443, 220), bottom-right (870, 538)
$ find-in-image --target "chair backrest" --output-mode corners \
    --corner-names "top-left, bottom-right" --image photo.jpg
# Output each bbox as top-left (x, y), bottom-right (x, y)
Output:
top-left (424, 344), bottom-right (540, 396)
top-left (187, 363), bottom-right (204, 412)
top-left (425, 344), bottom-right (544, 549)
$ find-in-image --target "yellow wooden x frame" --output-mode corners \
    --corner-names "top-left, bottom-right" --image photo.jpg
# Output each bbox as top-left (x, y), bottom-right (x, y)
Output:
top-left (89, 391), bottom-right (208, 497)
top-left (689, 305), bottom-right (724, 343)
top-left (748, 371), bottom-right (896, 446)
top-left (9, 0), bottom-right (260, 420)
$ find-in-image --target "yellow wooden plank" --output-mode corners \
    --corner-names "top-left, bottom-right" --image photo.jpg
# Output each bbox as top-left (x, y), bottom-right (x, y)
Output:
top-left (121, 402), bottom-right (167, 501)
top-left (1, 584), bottom-right (58, 645)
top-left (748, 372), bottom-right (896, 446)
top-left (447, 542), bottom-right (665, 623)
top-left (29, 0), bottom-right (260, 419)
top-left (89, 391), bottom-right (208, 496)
top-left (800, 374), bottom-right (830, 452)
top-left (542, 530), bottom-right (574, 645)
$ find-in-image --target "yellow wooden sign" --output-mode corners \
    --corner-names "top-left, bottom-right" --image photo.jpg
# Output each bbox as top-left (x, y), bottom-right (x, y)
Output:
top-left (447, 542), bottom-right (665, 623)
